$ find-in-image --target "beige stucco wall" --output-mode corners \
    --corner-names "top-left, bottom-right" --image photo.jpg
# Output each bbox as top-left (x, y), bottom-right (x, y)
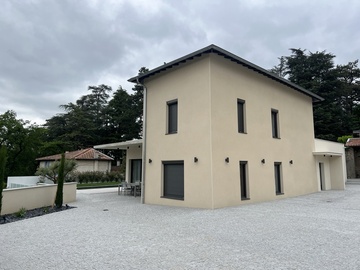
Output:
top-left (144, 56), bottom-right (213, 208)
top-left (142, 54), bottom-right (320, 209)
top-left (209, 55), bottom-right (318, 208)
top-left (2, 183), bottom-right (77, 215)
top-left (76, 160), bottom-right (111, 172)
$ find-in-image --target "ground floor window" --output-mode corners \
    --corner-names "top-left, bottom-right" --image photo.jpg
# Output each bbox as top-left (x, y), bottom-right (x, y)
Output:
top-left (319, 162), bottom-right (325, 191)
top-left (130, 159), bottom-right (142, 183)
top-left (163, 161), bottom-right (184, 200)
top-left (240, 161), bottom-right (249, 200)
top-left (274, 162), bottom-right (283, 195)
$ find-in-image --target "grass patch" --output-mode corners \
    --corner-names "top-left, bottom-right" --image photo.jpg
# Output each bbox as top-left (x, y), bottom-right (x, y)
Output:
top-left (77, 181), bottom-right (119, 189)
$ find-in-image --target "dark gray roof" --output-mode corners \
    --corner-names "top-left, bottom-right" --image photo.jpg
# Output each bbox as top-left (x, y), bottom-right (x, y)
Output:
top-left (128, 44), bottom-right (324, 103)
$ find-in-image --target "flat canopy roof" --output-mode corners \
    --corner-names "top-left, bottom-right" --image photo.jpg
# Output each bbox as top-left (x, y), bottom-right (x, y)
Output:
top-left (128, 44), bottom-right (324, 103)
top-left (313, 151), bottom-right (342, 157)
top-left (94, 139), bottom-right (143, 150)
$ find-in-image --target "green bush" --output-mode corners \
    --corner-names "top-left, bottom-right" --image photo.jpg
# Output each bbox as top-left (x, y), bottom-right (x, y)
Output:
top-left (15, 207), bottom-right (26, 218)
top-left (75, 171), bottom-right (124, 184)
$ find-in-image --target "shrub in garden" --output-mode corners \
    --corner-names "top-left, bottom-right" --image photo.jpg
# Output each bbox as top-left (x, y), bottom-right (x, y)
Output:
top-left (15, 207), bottom-right (26, 218)
top-left (76, 171), bottom-right (125, 184)
top-left (35, 159), bottom-right (77, 184)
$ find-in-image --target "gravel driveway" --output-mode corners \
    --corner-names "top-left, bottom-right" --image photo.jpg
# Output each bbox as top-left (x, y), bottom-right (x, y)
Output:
top-left (1, 185), bottom-right (360, 270)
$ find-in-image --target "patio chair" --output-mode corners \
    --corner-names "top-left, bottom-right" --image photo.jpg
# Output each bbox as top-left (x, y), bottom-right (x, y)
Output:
top-left (134, 181), bottom-right (141, 197)
top-left (118, 182), bottom-right (132, 196)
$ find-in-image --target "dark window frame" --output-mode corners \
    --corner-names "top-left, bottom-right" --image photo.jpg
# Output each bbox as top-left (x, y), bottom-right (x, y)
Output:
top-left (240, 161), bottom-right (250, 200)
top-left (167, 99), bottom-right (178, 134)
top-left (162, 160), bottom-right (184, 200)
top-left (237, 99), bottom-right (246, 133)
top-left (271, 109), bottom-right (280, 139)
top-left (274, 162), bottom-right (283, 195)
top-left (130, 159), bottom-right (142, 183)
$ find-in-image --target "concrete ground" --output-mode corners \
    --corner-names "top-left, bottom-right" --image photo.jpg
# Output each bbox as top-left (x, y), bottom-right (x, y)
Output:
top-left (1, 185), bottom-right (360, 270)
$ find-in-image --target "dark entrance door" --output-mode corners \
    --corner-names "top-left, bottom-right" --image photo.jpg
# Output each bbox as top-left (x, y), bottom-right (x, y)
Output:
top-left (131, 159), bottom-right (142, 183)
top-left (163, 161), bottom-right (184, 199)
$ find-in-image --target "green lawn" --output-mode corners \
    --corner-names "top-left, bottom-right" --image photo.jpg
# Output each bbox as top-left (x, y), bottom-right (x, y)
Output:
top-left (77, 181), bottom-right (119, 189)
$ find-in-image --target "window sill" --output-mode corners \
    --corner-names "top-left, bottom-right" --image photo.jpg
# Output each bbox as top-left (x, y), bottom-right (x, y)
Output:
top-left (276, 192), bottom-right (284, 196)
top-left (241, 197), bottom-right (250, 201)
top-left (238, 132), bottom-right (247, 134)
top-left (161, 196), bottom-right (184, 201)
top-left (166, 132), bottom-right (178, 135)
top-left (272, 137), bottom-right (281, 139)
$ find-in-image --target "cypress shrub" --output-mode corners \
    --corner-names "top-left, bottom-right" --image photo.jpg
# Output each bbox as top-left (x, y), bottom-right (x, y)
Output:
top-left (55, 153), bottom-right (65, 208)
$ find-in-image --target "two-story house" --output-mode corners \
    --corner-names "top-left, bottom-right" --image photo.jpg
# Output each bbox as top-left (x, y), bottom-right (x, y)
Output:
top-left (95, 45), bottom-right (346, 209)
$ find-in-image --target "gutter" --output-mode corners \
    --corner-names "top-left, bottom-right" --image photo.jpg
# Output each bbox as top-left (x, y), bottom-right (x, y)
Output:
top-left (138, 78), bottom-right (147, 204)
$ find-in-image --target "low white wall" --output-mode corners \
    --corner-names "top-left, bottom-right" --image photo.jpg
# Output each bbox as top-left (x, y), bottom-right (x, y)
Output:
top-left (314, 139), bottom-right (345, 154)
top-left (1, 183), bottom-right (77, 215)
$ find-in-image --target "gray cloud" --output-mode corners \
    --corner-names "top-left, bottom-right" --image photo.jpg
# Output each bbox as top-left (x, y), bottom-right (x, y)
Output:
top-left (0, 0), bottom-right (359, 124)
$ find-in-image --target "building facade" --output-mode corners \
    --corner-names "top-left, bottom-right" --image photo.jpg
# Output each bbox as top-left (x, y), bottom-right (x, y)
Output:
top-left (96, 45), bottom-right (346, 209)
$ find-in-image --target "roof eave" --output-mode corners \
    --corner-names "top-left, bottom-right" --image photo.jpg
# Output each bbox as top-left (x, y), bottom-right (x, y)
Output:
top-left (128, 44), bottom-right (324, 103)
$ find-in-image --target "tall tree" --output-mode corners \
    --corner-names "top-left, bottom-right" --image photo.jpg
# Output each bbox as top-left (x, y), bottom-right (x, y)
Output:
top-left (0, 111), bottom-right (46, 176)
top-left (271, 49), bottom-right (360, 140)
top-left (131, 67), bottom-right (149, 136)
top-left (336, 60), bottom-right (360, 132)
top-left (46, 85), bottom-right (113, 150)
top-left (106, 86), bottom-right (141, 142)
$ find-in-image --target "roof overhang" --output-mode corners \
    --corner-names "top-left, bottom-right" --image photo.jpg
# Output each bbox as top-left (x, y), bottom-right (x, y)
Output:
top-left (313, 151), bottom-right (342, 157)
top-left (94, 139), bottom-right (143, 150)
top-left (128, 44), bottom-right (324, 103)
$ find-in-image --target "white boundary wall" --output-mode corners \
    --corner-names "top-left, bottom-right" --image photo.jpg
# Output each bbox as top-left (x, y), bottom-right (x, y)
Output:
top-left (1, 183), bottom-right (77, 215)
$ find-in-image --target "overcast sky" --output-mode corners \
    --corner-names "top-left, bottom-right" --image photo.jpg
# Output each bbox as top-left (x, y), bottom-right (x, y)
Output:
top-left (1, 0), bottom-right (359, 124)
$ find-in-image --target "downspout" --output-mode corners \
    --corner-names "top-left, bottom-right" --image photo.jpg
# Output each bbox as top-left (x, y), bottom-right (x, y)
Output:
top-left (138, 78), bottom-right (147, 204)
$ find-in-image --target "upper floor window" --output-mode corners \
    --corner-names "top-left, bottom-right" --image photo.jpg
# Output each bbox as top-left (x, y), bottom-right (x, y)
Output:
top-left (237, 99), bottom-right (246, 133)
top-left (167, 100), bottom-right (178, 134)
top-left (271, 109), bottom-right (280, 138)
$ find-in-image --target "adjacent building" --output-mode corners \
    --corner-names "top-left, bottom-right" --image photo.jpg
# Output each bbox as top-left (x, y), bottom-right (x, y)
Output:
top-left (36, 148), bottom-right (113, 173)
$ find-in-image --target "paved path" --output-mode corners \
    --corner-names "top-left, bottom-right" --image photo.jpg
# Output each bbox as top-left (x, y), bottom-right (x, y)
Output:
top-left (1, 186), bottom-right (360, 270)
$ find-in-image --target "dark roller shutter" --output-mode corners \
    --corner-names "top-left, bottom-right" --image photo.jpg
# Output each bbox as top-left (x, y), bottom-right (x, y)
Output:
top-left (163, 161), bottom-right (184, 199)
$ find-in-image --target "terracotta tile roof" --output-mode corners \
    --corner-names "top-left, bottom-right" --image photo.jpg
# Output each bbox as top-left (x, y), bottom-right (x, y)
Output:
top-left (36, 148), bottom-right (113, 161)
top-left (345, 138), bottom-right (360, 147)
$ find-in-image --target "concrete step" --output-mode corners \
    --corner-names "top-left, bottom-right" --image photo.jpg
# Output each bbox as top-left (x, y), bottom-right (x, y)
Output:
top-left (346, 179), bottom-right (360, 184)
